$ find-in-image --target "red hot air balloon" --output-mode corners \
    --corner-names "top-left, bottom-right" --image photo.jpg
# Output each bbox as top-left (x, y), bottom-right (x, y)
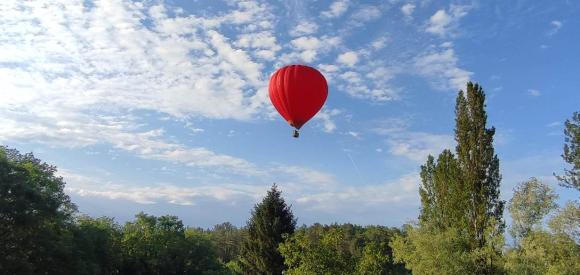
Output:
top-left (269, 65), bottom-right (328, 138)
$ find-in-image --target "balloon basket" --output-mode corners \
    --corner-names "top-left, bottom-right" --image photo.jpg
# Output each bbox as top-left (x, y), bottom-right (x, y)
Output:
top-left (293, 129), bottom-right (299, 138)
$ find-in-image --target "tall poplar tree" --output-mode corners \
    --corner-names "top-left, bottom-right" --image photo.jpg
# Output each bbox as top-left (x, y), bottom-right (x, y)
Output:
top-left (454, 82), bottom-right (504, 253)
top-left (394, 82), bottom-right (505, 274)
top-left (238, 184), bottom-right (296, 275)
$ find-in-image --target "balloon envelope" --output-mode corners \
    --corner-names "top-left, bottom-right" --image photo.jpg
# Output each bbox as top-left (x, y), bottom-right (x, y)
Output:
top-left (268, 65), bottom-right (328, 130)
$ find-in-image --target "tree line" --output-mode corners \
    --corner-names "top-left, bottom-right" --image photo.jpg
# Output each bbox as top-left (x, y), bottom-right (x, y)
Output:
top-left (1, 82), bottom-right (578, 274)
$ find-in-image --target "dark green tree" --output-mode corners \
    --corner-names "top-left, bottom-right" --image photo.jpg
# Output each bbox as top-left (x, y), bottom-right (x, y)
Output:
top-left (555, 111), bottom-right (580, 191)
top-left (238, 184), bottom-right (296, 275)
top-left (120, 212), bottom-right (226, 274)
top-left (70, 216), bottom-right (123, 274)
top-left (454, 83), bottom-right (504, 251)
top-left (0, 146), bottom-right (77, 274)
top-left (419, 150), bottom-right (466, 230)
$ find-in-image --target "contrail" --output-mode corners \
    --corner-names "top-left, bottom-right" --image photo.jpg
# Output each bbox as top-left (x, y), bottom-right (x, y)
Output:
top-left (345, 151), bottom-right (364, 183)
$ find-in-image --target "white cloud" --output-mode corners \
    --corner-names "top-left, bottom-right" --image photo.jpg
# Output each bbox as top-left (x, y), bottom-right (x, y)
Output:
top-left (291, 36), bottom-right (322, 50)
top-left (285, 35), bottom-right (341, 63)
top-left (0, 0), bottom-right (276, 121)
top-left (401, 3), bottom-right (416, 18)
top-left (414, 45), bottom-right (472, 91)
top-left (235, 31), bottom-right (281, 60)
top-left (60, 166), bottom-right (420, 217)
top-left (351, 5), bottom-right (382, 23)
top-left (0, 0), bottom-right (287, 175)
top-left (321, 0), bottom-right (350, 18)
top-left (337, 51), bottom-right (359, 67)
top-left (527, 89), bottom-right (541, 97)
top-left (274, 165), bottom-right (338, 188)
top-left (60, 169), bottom-right (264, 205)
top-left (336, 65), bottom-right (399, 102)
top-left (548, 20), bottom-right (562, 35)
top-left (290, 21), bottom-right (318, 37)
top-left (295, 173), bottom-right (420, 211)
top-left (371, 36), bottom-right (389, 50)
top-left (347, 131), bottom-right (360, 139)
top-left (425, 5), bottom-right (470, 37)
top-left (315, 108), bottom-right (342, 133)
top-left (374, 118), bottom-right (454, 163)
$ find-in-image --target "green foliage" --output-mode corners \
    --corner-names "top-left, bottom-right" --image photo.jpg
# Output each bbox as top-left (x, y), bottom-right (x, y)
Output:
top-left (391, 221), bottom-right (505, 275)
top-left (548, 200), bottom-right (580, 242)
top-left (280, 224), bottom-right (408, 275)
top-left (238, 184), bottom-right (296, 275)
top-left (208, 222), bottom-right (245, 263)
top-left (70, 216), bottom-right (123, 274)
top-left (0, 147), bottom-right (77, 274)
top-left (391, 225), bottom-right (474, 275)
top-left (419, 150), bottom-right (466, 230)
top-left (394, 82), bottom-right (505, 274)
top-left (454, 82), bottom-right (505, 251)
top-left (281, 226), bottom-right (356, 275)
top-left (508, 178), bottom-right (559, 245)
top-left (357, 242), bottom-right (391, 275)
top-left (120, 212), bottom-right (226, 274)
top-left (555, 111), bottom-right (580, 190)
top-left (504, 230), bottom-right (580, 275)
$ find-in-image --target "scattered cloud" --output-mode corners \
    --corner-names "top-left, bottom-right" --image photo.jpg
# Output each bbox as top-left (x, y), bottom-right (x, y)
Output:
top-left (60, 169), bottom-right (264, 206)
top-left (548, 20), bottom-right (562, 35)
top-left (401, 3), bottom-right (416, 18)
top-left (315, 108), bottom-right (342, 133)
top-left (286, 35), bottom-right (341, 63)
top-left (351, 5), bottom-right (382, 23)
top-left (414, 44), bottom-right (472, 91)
top-left (289, 21), bottom-right (319, 37)
top-left (321, 0), bottom-right (350, 19)
top-left (347, 131), bottom-right (360, 139)
top-left (295, 173), bottom-right (420, 211)
top-left (337, 51), bottom-right (359, 67)
top-left (371, 36), bottom-right (389, 50)
top-left (374, 118), bottom-right (454, 163)
top-left (425, 5), bottom-right (470, 37)
top-left (527, 89), bottom-right (541, 97)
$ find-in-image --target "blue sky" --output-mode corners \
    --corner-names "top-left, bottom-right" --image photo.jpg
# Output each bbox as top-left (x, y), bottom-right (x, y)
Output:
top-left (1, 0), bottom-right (578, 228)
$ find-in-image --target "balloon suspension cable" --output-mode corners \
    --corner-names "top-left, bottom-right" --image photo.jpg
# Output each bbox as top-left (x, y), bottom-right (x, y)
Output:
top-left (293, 129), bottom-right (300, 138)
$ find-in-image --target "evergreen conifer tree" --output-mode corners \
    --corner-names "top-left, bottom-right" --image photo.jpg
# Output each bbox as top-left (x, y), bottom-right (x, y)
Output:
top-left (238, 184), bottom-right (296, 275)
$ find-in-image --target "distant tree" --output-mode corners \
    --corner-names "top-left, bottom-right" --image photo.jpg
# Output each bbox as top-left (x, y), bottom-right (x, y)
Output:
top-left (280, 224), bottom-right (407, 275)
top-left (392, 82), bottom-right (505, 274)
top-left (555, 111), bottom-right (580, 191)
top-left (120, 212), bottom-right (226, 274)
top-left (508, 178), bottom-right (559, 245)
top-left (548, 201), bottom-right (580, 242)
top-left (0, 146), bottom-right (77, 274)
top-left (504, 230), bottom-right (580, 275)
top-left (209, 222), bottom-right (245, 264)
top-left (238, 184), bottom-right (296, 275)
top-left (280, 226), bottom-right (356, 275)
top-left (392, 224), bottom-right (475, 275)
